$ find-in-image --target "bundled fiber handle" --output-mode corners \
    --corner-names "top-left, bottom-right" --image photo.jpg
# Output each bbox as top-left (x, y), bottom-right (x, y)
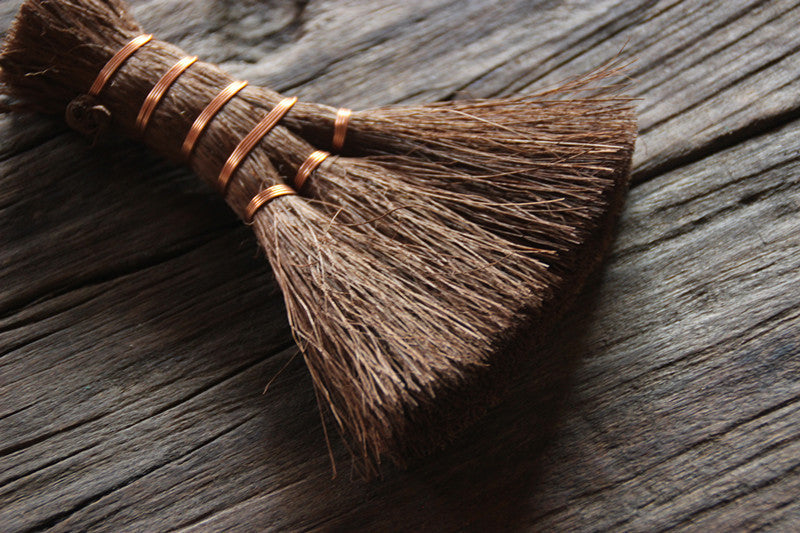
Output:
top-left (0, 0), bottom-right (636, 477)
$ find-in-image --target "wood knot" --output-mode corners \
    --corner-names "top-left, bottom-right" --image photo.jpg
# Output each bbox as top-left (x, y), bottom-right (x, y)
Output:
top-left (65, 94), bottom-right (112, 140)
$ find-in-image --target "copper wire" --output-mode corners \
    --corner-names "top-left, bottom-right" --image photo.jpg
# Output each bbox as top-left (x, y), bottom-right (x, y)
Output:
top-left (88, 34), bottom-right (153, 97)
top-left (217, 96), bottom-right (298, 195)
top-left (135, 55), bottom-right (198, 136)
top-left (294, 150), bottom-right (330, 190)
top-left (332, 108), bottom-right (351, 152)
top-left (181, 80), bottom-right (248, 161)
top-left (245, 184), bottom-right (296, 223)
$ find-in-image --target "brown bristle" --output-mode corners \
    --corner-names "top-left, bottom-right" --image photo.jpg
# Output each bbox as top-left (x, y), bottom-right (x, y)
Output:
top-left (0, 0), bottom-right (636, 477)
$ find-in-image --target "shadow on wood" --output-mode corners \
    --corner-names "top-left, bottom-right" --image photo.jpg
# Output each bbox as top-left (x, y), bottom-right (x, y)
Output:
top-left (268, 275), bottom-right (608, 532)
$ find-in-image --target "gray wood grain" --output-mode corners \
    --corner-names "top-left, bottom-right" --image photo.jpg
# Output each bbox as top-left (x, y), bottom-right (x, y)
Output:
top-left (1, 0), bottom-right (799, 531)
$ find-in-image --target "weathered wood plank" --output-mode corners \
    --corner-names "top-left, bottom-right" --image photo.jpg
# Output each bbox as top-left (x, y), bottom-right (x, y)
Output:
top-left (1, 0), bottom-right (799, 531)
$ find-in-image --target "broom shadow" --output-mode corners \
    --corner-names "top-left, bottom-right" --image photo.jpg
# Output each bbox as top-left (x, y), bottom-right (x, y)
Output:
top-left (276, 183), bottom-right (627, 527)
top-left (264, 269), bottom-right (606, 532)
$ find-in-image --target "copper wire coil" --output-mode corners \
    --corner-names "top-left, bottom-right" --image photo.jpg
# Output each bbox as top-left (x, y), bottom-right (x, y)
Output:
top-left (135, 55), bottom-right (197, 135)
top-left (88, 34), bottom-right (152, 97)
top-left (181, 80), bottom-right (248, 161)
top-left (332, 108), bottom-right (351, 152)
top-left (245, 184), bottom-right (296, 223)
top-left (294, 150), bottom-right (330, 190)
top-left (217, 96), bottom-right (298, 195)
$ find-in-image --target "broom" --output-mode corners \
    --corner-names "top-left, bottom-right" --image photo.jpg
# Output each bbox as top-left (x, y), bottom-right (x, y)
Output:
top-left (0, 0), bottom-right (637, 475)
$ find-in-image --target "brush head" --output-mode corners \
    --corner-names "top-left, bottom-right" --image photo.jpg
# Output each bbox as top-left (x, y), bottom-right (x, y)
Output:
top-left (1, 0), bottom-right (636, 476)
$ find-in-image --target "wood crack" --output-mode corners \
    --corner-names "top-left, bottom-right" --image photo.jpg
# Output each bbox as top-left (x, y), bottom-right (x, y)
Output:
top-left (0, 223), bottom-right (239, 322)
top-left (0, 411), bottom-right (108, 460)
top-left (669, 459), bottom-right (800, 530)
top-left (27, 415), bottom-right (259, 533)
top-left (632, 0), bottom-right (779, 100)
top-left (469, 0), bottom-right (665, 98)
top-left (633, 102), bottom-right (800, 182)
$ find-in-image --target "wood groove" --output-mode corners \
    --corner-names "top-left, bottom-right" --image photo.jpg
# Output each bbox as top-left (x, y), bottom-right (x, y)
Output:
top-left (30, 415), bottom-right (259, 533)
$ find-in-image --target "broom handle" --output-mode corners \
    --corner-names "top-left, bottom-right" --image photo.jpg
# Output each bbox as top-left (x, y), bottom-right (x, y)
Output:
top-left (65, 33), bottom-right (329, 220)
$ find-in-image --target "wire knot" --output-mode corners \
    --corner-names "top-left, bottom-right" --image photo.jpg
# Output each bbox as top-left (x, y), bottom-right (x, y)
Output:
top-left (65, 94), bottom-right (112, 141)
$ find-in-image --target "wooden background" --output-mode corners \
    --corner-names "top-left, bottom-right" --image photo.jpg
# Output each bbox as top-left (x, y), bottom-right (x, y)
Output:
top-left (2, 0), bottom-right (799, 531)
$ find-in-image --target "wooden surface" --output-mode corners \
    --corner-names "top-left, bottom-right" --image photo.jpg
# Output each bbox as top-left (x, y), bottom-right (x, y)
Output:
top-left (2, 0), bottom-right (799, 531)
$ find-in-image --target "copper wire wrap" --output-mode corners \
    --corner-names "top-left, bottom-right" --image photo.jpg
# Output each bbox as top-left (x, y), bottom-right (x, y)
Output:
top-left (332, 108), bottom-right (351, 152)
top-left (135, 55), bottom-right (198, 136)
top-left (181, 80), bottom-right (248, 161)
top-left (217, 96), bottom-right (298, 195)
top-left (245, 184), bottom-right (296, 223)
top-left (88, 34), bottom-right (153, 97)
top-left (294, 150), bottom-right (330, 190)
